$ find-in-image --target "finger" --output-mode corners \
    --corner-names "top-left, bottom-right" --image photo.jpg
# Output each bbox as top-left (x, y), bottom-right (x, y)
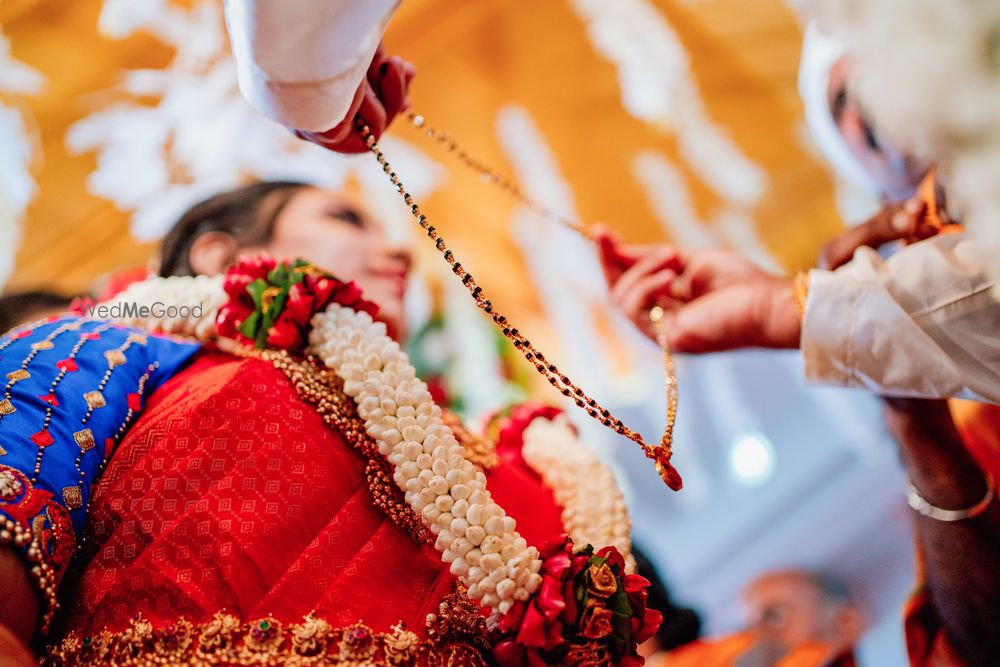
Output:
top-left (366, 44), bottom-right (388, 81)
top-left (295, 80), bottom-right (366, 150)
top-left (817, 200), bottom-right (916, 270)
top-left (360, 83), bottom-right (388, 136)
top-left (663, 290), bottom-right (745, 353)
top-left (618, 269), bottom-right (677, 323)
top-left (595, 227), bottom-right (637, 285)
top-left (334, 83), bottom-right (388, 153)
top-left (669, 251), bottom-right (718, 302)
top-left (610, 248), bottom-right (683, 305)
top-left (378, 57), bottom-right (411, 126)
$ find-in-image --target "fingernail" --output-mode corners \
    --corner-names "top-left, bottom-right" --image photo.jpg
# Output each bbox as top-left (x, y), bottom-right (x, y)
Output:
top-left (379, 62), bottom-right (389, 77)
top-left (891, 212), bottom-right (910, 232)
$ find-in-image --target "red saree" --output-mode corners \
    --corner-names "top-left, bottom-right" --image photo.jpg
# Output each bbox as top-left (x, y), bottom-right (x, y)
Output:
top-left (50, 351), bottom-right (566, 663)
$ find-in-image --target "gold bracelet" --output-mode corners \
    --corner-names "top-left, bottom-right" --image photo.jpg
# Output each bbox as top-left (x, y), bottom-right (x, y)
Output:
top-left (792, 271), bottom-right (810, 322)
top-left (905, 473), bottom-right (995, 522)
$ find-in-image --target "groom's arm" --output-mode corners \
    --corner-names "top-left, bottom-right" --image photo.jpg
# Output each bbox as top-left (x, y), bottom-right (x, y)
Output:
top-left (885, 399), bottom-right (1000, 667)
top-left (224, 0), bottom-right (411, 154)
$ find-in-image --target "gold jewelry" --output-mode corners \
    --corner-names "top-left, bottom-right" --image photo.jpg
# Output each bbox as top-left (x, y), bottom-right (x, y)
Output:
top-left (906, 473), bottom-right (995, 522)
top-left (792, 272), bottom-right (810, 322)
top-left (43, 585), bottom-right (490, 666)
top-left (355, 116), bottom-right (683, 490)
top-left (406, 112), bottom-right (593, 240)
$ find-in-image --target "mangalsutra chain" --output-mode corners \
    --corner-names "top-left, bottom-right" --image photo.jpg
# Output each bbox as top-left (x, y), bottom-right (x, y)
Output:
top-left (404, 112), bottom-right (592, 239)
top-left (355, 117), bottom-right (682, 491)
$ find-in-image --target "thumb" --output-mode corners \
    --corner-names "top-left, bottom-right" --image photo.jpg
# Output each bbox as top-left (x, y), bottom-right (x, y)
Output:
top-left (818, 200), bottom-right (919, 270)
top-left (594, 225), bottom-right (635, 284)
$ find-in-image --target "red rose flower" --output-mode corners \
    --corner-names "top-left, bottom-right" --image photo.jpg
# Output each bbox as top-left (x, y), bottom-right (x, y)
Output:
top-left (596, 545), bottom-right (626, 573)
top-left (488, 403), bottom-right (565, 468)
top-left (623, 572), bottom-right (661, 645)
top-left (579, 601), bottom-right (614, 640)
top-left (563, 641), bottom-right (612, 666)
top-left (495, 537), bottom-right (662, 665)
top-left (215, 255), bottom-right (377, 354)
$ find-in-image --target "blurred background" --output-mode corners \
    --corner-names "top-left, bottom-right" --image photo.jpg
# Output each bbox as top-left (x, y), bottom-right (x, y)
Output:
top-left (0, 0), bottom-right (912, 663)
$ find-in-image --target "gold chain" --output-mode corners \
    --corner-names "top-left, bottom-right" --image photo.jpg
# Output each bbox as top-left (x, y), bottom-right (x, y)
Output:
top-left (355, 116), bottom-right (682, 491)
top-left (405, 112), bottom-right (592, 239)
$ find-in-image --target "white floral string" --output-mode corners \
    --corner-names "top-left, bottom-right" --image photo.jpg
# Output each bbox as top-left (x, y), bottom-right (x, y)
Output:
top-left (105, 273), bottom-right (225, 340)
top-left (308, 305), bottom-right (543, 615)
top-left (521, 415), bottom-right (635, 574)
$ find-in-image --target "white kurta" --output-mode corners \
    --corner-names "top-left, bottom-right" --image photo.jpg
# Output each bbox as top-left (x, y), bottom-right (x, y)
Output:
top-left (224, 0), bottom-right (400, 132)
top-left (803, 233), bottom-right (1000, 403)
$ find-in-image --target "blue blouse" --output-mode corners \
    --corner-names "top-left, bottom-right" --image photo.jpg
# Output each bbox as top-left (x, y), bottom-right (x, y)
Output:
top-left (0, 316), bottom-right (199, 630)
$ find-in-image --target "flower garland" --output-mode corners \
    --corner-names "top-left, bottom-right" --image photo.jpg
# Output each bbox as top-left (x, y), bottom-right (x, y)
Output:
top-left (487, 403), bottom-right (635, 575)
top-left (101, 257), bottom-right (658, 664)
top-left (308, 303), bottom-right (544, 614)
top-left (103, 273), bottom-right (225, 340)
top-left (521, 414), bottom-right (635, 574)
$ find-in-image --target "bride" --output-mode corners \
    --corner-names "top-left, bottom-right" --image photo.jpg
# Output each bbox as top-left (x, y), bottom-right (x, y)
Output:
top-left (0, 181), bottom-right (658, 666)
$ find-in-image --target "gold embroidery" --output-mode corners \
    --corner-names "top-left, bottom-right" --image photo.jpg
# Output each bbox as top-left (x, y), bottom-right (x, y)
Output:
top-left (6, 369), bottom-right (30, 383)
top-left (43, 592), bottom-right (490, 666)
top-left (62, 485), bottom-right (83, 510)
top-left (441, 411), bottom-right (498, 471)
top-left (382, 624), bottom-right (421, 665)
top-left (0, 443), bottom-right (7, 456)
top-left (104, 349), bottom-right (127, 369)
top-left (197, 612), bottom-right (241, 653)
top-left (0, 398), bottom-right (14, 417)
top-left (244, 617), bottom-right (283, 654)
top-left (83, 391), bottom-right (106, 409)
top-left (31, 341), bottom-right (55, 351)
top-left (0, 469), bottom-right (22, 498)
top-left (0, 513), bottom-right (60, 633)
top-left (128, 332), bottom-right (149, 346)
top-left (425, 585), bottom-right (491, 659)
top-left (291, 613), bottom-right (332, 657)
top-left (73, 428), bottom-right (96, 452)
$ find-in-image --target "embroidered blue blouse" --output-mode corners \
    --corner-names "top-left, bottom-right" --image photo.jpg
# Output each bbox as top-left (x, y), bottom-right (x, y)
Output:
top-left (0, 316), bottom-right (199, 630)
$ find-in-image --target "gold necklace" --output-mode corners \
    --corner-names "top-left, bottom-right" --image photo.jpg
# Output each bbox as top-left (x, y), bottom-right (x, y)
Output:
top-left (354, 115), bottom-right (682, 491)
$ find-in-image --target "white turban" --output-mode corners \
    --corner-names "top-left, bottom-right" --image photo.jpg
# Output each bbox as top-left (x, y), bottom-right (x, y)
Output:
top-left (798, 22), bottom-right (879, 198)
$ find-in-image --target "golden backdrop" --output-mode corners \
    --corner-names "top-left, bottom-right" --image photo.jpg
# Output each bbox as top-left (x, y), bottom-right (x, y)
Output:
top-left (2, 0), bottom-right (841, 337)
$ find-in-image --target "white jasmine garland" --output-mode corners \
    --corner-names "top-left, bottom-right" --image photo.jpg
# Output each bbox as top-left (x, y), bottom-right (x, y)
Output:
top-left (521, 415), bottom-right (635, 574)
top-left (307, 305), bottom-right (543, 615)
top-left (105, 273), bottom-right (225, 340)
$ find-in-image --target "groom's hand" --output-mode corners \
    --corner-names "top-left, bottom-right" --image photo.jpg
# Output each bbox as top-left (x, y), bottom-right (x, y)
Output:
top-left (596, 229), bottom-right (800, 352)
top-left (294, 45), bottom-right (415, 154)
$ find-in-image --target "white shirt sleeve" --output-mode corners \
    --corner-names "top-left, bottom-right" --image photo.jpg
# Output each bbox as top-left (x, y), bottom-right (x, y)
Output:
top-left (802, 233), bottom-right (1000, 403)
top-left (224, 0), bottom-right (400, 132)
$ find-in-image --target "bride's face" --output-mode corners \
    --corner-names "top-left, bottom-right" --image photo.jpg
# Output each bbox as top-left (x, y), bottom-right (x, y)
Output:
top-left (254, 187), bottom-right (412, 341)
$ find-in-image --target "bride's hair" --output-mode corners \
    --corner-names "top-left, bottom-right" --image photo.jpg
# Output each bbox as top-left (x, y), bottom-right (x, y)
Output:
top-left (159, 181), bottom-right (309, 277)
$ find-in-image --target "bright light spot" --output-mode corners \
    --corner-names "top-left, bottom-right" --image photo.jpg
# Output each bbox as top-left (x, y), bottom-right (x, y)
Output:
top-left (729, 432), bottom-right (775, 486)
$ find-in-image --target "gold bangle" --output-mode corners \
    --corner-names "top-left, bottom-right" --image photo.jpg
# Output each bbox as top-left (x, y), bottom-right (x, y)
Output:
top-left (906, 473), bottom-right (995, 522)
top-left (792, 272), bottom-right (810, 322)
